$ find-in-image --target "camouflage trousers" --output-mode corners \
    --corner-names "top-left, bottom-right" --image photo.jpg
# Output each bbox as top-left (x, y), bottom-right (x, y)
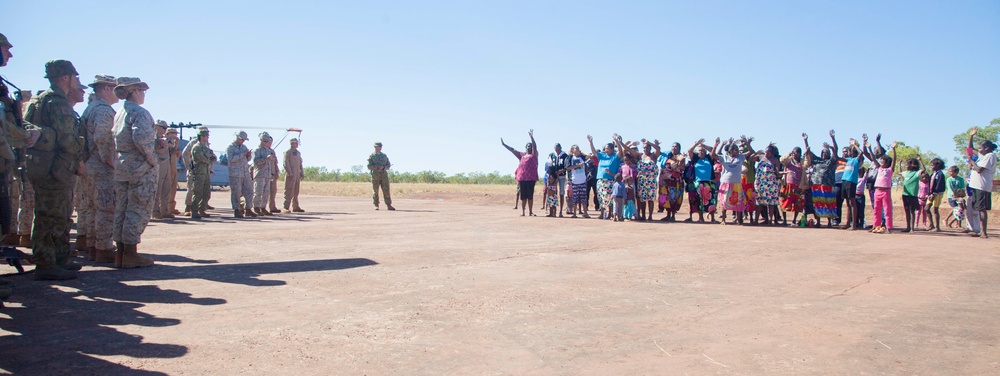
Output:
top-left (77, 173), bottom-right (93, 242)
top-left (113, 177), bottom-right (156, 245)
top-left (184, 173), bottom-right (194, 207)
top-left (269, 178), bottom-right (278, 211)
top-left (152, 159), bottom-right (173, 216)
top-left (283, 174), bottom-right (301, 210)
top-left (16, 177), bottom-right (34, 236)
top-left (253, 177), bottom-right (271, 208)
top-left (190, 173), bottom-right (211, 213)
top-left (230, 173), bottom-right (252, 211)
top-left (73, 180), bottom-right (84, 237)
top-left (87, 169), bottom-right (116, 251)
top-left (372, 171), bottom-right (391, 206)
top-left (0, 172), bottom-right (10, 236)
top-left (10, 173), bottom-right (19, 232)
top-left (31, 177), bottom-right (73, 266)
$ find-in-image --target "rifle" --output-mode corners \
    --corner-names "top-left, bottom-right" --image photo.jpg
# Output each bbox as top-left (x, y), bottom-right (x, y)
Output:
top-left (1, 76), bottom-right (28, 199)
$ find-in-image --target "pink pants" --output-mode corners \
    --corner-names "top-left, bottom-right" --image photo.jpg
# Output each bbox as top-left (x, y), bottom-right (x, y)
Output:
top-left (873, 188), bottom-right (893, 229)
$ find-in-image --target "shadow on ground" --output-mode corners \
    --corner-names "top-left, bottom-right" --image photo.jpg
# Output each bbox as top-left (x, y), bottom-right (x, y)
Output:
top-left (0, 257), bottom-right (377, 374)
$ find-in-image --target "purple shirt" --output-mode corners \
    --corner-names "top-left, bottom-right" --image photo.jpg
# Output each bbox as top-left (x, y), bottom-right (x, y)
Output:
top-left (515, 152), bottom-right (538, 182)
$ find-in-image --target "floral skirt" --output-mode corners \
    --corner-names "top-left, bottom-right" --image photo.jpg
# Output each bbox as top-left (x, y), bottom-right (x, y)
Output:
top-left (742, 176), bottom-right (756, 212)
top-left (780, 183), bottom-right (804, 212)
top-left (811, 184), bottom-right (836, 218)
top-left (660, 178), bottom-right (684, 212)
top-left (638, 174), bottom-right (658, 202)
top-left (718, 182), bottom-right (746, 211)
top-left (695, 181), bottom-right (717, 214)
top-left (597, 179), bottom-right (614, 210)
top-left (755, 178), bottom-right (780, 206)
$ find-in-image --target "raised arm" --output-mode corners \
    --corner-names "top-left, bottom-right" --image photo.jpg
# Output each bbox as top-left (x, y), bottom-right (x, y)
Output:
top-left (968, 127), bottom-right (978, 150)
top-left (501, 137), bottom-right (521, 160)
top-left (712, 137), bottom-right (721, 156)
top-left (801, 133), bottom-right (818, 160)
top-left (829, 129), bottom-right (839, 158)
top-left (528, 129), bottom-right (537, 157)
top-left (650, 139), bottom-right (662, 160)
top-left (891, 142), bottom-right (899, 171)
top-left (687, 138), bottom-right (704, 159)
top-left (587, 135), bottom-right (598, 157)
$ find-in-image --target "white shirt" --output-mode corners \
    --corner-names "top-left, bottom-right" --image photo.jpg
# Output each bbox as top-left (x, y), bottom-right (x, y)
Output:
top-left (969, 152), bottom-right (997, 191)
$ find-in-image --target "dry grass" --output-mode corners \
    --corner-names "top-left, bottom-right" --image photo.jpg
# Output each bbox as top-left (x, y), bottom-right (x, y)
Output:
top-left (299, 181), bottom-right (518, 206)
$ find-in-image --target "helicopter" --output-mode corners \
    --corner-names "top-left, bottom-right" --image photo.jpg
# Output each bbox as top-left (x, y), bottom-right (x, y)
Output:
top-left (168, 122), bottom-right (303, 188)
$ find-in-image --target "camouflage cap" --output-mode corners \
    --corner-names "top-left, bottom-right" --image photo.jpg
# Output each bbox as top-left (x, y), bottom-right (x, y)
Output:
top-left (259, 132), bottom-right (273, 142)
top-left (44, 59), bottom-right (79, 79)
top-left (155, 120), bottom-right (168, 129)
top-left (115, 76), bottom-right (149, 90)
top-left (374, 142), bottom-right (383, 147)
top-left (197, 126), bottom-right (210, 136)
top-left (88, 74), bottom-right (117, 88)
top-left (165, 127), bottom-right (178, 135)
top-left (236, 131), bottom-right (249, 141)
top-left (0, 33), bottom-right (11, 48)
top-left (290, 138), bottom-right (299, 144)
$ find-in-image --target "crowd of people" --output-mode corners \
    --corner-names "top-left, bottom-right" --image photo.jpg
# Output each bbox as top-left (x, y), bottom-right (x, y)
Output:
top-left (0, 33), bottom-right (309, 291)
top-left (503, 129), bottom-right (998, 238)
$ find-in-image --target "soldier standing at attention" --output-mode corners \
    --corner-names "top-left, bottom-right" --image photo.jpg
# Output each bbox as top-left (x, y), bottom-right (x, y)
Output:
top-left (226, 130), bottom-right (256, 218)
top-left (151, 120), bottom-right (173, 219)
top-left (111, 77), bottom-right (156, 268)
top-left (282, 138), bottom-right (304, 212)
top-left (165, 127), bottom-right (181, 215)
top-left (79, 75), bottom-right (118, 263)
top-left (189, 127), bottom-right (215, 219)
top-left (11, 91), bottom-right (36, 248)
top-left (368, 142), bottom-right (394, 211)
top-left (181, 135), bottom-right (196, 216)
top-left (252, 132), bottom-right (276, 216)
top-left (0, 34), bottom-right (41, 247)
top-left (22, 60), bottom-right (87, 280)
top-left (267, 141), bottom-right (280, 214)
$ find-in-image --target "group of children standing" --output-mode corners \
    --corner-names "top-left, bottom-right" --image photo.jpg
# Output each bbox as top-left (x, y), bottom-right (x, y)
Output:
top-left (519, 128), bottom-right (997, 238)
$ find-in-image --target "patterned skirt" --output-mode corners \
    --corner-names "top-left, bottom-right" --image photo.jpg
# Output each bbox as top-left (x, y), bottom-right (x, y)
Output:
top-left (571, 183), bottom-right (588, 205)
top-left (718, 182), bottom-right (746, 211)
top-left (695, 181), bottom-right (718, 214)
top-left (660, 177), bottom-right (684, 212)
top-left (780, 184), bottom-right (804, 212)
top-left (742, 176), bottom-right (756, 212)
top-left (811, 184), bottom-right (836, 218)
top-left (597, 179), bottom-right (614, 210)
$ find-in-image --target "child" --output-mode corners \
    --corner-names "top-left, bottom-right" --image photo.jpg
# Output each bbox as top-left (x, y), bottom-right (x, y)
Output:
top-left (916, 171), bottom-right (931, 230)
top-left (854, 166), bottom-right (868, 229)
top-left (926, 158), bottom-right (946, 232)
top-left (945, 166), bottom-right (967, 229)
top-left (611, 173), bottom-right (626, 222)
top-left (871, 142), bottom-right (897, 234)
top-left (899, 157), bottom-right (921, 233)
top-left (624, 176), bottom-right (637, 221)
top-left (543, 163), bottom-right (559, 217)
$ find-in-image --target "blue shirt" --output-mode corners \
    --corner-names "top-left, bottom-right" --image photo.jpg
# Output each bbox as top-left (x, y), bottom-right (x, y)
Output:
top-left (693, 156), bottom-right (714, 182)
top-left (841, 157), bottom-right (861, 183)
top-left (597, 151), bottom-right (621, 180)
top-left (612, 181), bottom-right (626, 197)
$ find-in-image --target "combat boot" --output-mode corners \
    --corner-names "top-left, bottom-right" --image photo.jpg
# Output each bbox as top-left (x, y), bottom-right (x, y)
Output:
top-left (95, 248), bottom-right (116, 263)
top-left (262, 208), bottom-right (275, 216)
top-left (75, 235), bottom-right (88, 252)
top-left (34, 265), bottom-right (77, 281)
top-left (282, 206), bottom-right (291, 213)
top-left (206, 204), bottom-right (215, 210)
top-left (234, 210), bottom-right (244, 218)
top-left (387, 205), bottom-right (396, 211)
top-left (182, 205), bottom-right (192, 216)
top-left (2, 233), bottom-right (20, 246)
top-left (199, 210), bottom-right (212, 218)
top-left (120, 244), bottom-right (154, 268)
top-left (18, 235), bottom-right (30, 248)
top-left (114, 241), bottom-right (124, 268)
top-left (59, 260), bottom-right (82, 271)
top-left (162, 212), bottom-right (175, 219)
top-left (269, 207), bottom-right (281, 214)
top-left (292, 207), bottom-right (305, 213)
top-left (88, 247), bottom-right (97, 261)
top-left (151, 213), bottom-right (163, 220)
top-left (245, 208), bottom-right (258, 217)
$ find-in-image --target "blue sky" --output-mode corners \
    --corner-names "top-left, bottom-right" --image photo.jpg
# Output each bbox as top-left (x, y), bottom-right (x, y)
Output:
top-left (5, 1), bottom-right (998, 175)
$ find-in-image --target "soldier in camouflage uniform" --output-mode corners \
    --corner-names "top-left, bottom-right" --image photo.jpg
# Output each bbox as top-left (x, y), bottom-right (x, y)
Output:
top-left (79, 75), bottom-right (118, 263)
top-left (0, 34), bottom-right (41, 246)
top-left (22, 60), bottom-right (87, 280)
top-left (111, 77), bottom-right (156, 268)
top-left (252, 132), bottom-right (277, 216)
top-left (8, 91), bottom-right (33, 247)
top-left (165, 127), bottom-right (181, 215)
top-left (268, 143), bottom-right (280, 214)
top-left (226, 130), bottom-right (255, 218)
top-left (282, 138), bottom-right (304, 212)
top-left (368, 142), bottom-right (394, 210)
top-left (189, 127), bottom-right (215, 219)
top-left (181, 135), bottom-right (196, 215)
top-left (151, 120), bottom-right (173, 219)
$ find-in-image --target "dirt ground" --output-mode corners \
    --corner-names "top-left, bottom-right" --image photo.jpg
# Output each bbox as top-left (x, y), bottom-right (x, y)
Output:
top-left (1, 184), bottom-right (999, 375)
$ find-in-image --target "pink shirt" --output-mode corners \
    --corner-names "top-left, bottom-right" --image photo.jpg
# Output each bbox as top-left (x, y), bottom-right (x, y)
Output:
top-left (514, 152), bottom-right (538, 182)
top-left (874, 167), bottom-right (894, 189)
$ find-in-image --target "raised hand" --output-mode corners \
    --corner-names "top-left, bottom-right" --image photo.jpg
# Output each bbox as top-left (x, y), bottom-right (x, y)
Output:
top-left (747, 136), bottom-right (755, 143)
top-left (849, 138), bottom-right (858, 146)
top-left (587, 135), bottom-right (593, 142)
top-left (714, 137), bottom-right (720, 144)
top-left (528, 129), bottom-right (534, 137)
top-left (501, 137), bottom-right (506, 145)
top-left (891, 141), bottom-right (898, 149)
top-left (829, 129), bottom-right (835, 137)
top-left (876, 133), bottom-right (882, 142)
top-left (822, 142), bottom-right (830, 149)
top-left (697, 138), bottom-right (706, 145)
top-left (862, 133), bottom-right (868, 142)
top-left (654, 139), bottom-right (661, 146)
top-left (802, 132), bottom-right (808, 140)
top-left (971, 127), bottom-right (978, 137)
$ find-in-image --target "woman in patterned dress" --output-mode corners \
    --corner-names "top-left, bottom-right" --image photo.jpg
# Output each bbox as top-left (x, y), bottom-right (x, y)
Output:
top-left (635, 139), bottom-right (661, 221)
top-left (779, 147), bottom-right (805, 225)
top-left (659, 142), bottom-right (686, 222)
top-left (687, 138), bottom-right (720, 223)
top-left (753, 144), bottom-right (782, 225)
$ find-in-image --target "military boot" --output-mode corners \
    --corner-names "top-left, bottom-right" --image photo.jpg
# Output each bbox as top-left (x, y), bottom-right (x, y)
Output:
top-left (95, 248), bottom-right (116, 263)
top-left (161, 212), bottom-right (176, 219)
top-left (34, 265), bottom-right (77, 281)
top-left (234, 210), bottom-right (244, 218)
top-left (120, 244), bottom-right (154, 268)
top-left (182, 205), bottom-right (192, 216)
top-left (18, 235), bottom-right (30, 248)
top-left (88, 247), bottom-right (98, 261)
top-left (2, 233), bottom-right (20, 246)
top-left (114, 241), bottom-right (125, 268)
top-left (282, 206), bottom-right (291, 213)
top-left (75, 235), bottom-right (88, 252)
top-left (206, 204), bottom-right (215, 210)
top-left (262, 208), bottom-right (275, 216)
top-left (58, 258), bottom-right (82, 271)
top-left (245, 208), bottom-right (258, 217)
top-left (292, 207), bottom-right (305, 213)
top-left (199, 210), bottom-right (212, 218)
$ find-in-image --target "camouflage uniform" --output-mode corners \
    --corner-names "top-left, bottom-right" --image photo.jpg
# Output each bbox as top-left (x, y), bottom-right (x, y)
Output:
top-left (14, 96), bottom-right (34, 245)
top-left (166, 129), bottom-right (180, 214)
top-left (252, 135), bottom-right (276, 210)
top-left (112, 99), bottom-right (157, 245)
top-left (268, 146), bottom-right (279, 212)
top-left (282, 140), bottom-right (303, 211)
top-left (80, 92), bottom-right (117, 253)
top-left (151, 121), bottom-right (172, 217)
top-left (226, 132), bottom-right (252, 213)
top-left (189, 132), bottom-right (216, 217)
top-left (0, 69), bottom-right (35, 239)
top-left (22, 64), bottom-right (86, 270)
top-left (182, 137), bottom-right (195, 210)
top-left (368, 143), bottom-right (392, 208)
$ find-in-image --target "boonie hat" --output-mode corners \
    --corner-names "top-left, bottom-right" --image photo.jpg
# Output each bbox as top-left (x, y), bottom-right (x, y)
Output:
top-left (374, 142), bottom-right (382, 147)
top-left (88, 74), bottom-right (117, 88)
top-left (236, 131), bottom-right (249, 141)
top-left (44, 60), bottom-right (78, 79)
top-left (259, 132), bottom-right (273, 142)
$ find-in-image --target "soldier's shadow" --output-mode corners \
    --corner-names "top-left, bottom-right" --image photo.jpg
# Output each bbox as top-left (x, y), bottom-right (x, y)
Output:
top-left (0, 257), bottom-right (377, 374)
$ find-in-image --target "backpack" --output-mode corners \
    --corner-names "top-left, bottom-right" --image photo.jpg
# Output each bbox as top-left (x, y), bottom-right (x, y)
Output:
top-left (22, 92), bottom-right (60, 181)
